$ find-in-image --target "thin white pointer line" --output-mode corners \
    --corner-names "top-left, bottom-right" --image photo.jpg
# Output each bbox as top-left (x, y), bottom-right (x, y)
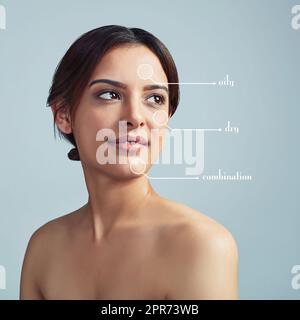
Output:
top-left (145, 175), bottom-right (200, 180)
top-left (170, 128), bottom-right (222, 131)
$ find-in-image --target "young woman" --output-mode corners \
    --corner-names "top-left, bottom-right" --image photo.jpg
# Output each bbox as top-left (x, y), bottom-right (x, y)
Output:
top-left (20, 25), bottom-right (238, 300)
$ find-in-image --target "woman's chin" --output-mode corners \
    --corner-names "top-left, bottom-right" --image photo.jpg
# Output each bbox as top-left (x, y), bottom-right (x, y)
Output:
top-left (101, 159), bottom-right (150, 179)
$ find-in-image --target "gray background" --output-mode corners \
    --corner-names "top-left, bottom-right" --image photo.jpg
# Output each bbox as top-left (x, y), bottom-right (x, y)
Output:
top-left (0, 0), bottom-right (299, 299)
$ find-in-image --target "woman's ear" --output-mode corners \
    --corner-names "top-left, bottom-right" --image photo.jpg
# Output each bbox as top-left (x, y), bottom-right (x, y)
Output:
top-left (51, 103), bottom-right (72, 134)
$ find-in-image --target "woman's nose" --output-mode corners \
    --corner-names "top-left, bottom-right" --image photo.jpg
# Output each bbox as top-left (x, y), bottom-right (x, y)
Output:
top-left (121, 97), bottom-right (145, 128)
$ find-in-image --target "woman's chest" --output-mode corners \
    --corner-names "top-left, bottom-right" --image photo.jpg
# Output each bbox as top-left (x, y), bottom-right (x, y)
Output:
top-left (42, 231), bottom-right (167, 299)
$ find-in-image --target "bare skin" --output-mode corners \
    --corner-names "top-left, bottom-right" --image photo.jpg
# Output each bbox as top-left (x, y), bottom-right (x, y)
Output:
top-left (20, 189), bottom-right (238, 300)
top-left (20, 45), bottom-right (238, 300)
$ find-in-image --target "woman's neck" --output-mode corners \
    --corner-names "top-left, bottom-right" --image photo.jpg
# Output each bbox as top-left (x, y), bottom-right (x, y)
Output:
top-left (81, 165), bottom-right (156, 242)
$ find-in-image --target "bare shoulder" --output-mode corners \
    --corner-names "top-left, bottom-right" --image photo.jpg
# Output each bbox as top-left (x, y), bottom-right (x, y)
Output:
top-left (19, 209), bottom-right (79, 299)
top-left (157, 196), bottom-right (234, 235)
top-left (156, 197), bottom-right (239, 299)
top-left (156, 197), bottom-right (238, 261)
top-left (24, 210), bottom-right (77, 250)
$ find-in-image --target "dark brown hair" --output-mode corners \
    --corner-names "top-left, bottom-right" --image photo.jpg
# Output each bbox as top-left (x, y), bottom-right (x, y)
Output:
top-left (46, 25), bottom-right (180, 158)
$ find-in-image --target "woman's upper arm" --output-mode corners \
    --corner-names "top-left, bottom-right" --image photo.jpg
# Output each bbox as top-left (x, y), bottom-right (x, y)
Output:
top-left (20, 228), bottom-right (46, 300)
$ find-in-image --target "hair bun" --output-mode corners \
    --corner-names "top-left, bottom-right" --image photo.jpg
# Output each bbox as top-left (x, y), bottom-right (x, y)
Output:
top-left (67, 147), bottom-right (80, 161)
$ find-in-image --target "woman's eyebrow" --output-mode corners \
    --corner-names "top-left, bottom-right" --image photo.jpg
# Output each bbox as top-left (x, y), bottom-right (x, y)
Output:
top-left (89, 79), bottom-right (126, 89)
top-left (144, 84), bottom-right (169, 94)
top-left (88, 79), bottom-right (168, 93)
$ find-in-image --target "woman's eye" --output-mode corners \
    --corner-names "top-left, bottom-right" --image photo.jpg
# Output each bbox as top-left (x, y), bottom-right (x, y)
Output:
top-left (97, 91), bottom-right (120, 100)
top-left (147, 94), bottom-right (165, 105)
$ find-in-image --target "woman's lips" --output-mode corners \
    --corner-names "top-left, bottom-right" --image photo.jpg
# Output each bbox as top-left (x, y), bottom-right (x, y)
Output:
top-left (109, 140), bottom-right (148, 152)
top-left (116, 135), bottom-right (149, 145)
top-left (107, 134), bottom-right (149, 152)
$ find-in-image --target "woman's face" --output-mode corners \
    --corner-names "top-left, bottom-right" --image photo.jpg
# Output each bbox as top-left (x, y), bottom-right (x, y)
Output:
top-left (68, 45), bottom-right (170, 179)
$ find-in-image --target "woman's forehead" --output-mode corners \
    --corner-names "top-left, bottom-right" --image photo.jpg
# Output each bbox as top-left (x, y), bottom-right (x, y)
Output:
top-left (90, 45), bottom-right (168, 84)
